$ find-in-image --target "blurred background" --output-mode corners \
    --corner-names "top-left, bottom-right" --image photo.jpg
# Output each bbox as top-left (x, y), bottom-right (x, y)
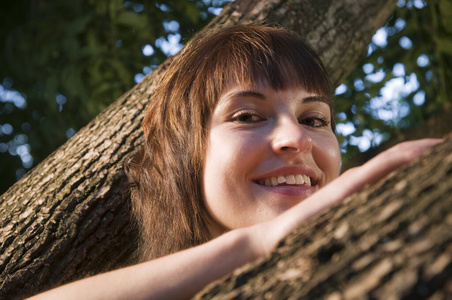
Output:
top-left (0, 0), bottom-right (451, 195)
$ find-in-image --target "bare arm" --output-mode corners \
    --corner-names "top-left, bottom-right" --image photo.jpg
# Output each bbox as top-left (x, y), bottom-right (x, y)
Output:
top-left (29, 227), bottom-right (263, 300)
top-left (29, 139), bottom-right (441, 300)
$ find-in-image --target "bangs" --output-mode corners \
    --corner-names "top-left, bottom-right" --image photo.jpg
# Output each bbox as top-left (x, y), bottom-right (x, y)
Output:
top-left (197, 25), bottom-right (332, 101)
top-left (167, 25), bottom-right (335, 132)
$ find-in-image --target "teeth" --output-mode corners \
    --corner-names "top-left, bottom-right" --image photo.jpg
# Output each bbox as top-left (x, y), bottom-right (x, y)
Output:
top-left (286, 175), bottom-right (296, 184)
top-left (271, 177), bottom-right (278, 186)
top-left (258, 174), bottom-right (312, 187)
top-left (295, 174), bottom-right (304, 185)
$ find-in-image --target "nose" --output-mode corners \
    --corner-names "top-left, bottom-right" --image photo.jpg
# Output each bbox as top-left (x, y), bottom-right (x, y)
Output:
top-left (271, 118), bottom-right (312, 154)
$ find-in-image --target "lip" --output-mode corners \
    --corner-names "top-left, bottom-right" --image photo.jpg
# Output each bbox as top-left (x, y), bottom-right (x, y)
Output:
top-left (253, 165), bottom-right (319, 186)
top-left (252, 165), bottom-right (320, 198)
top-left (254, 183), bottom-right (319, 198)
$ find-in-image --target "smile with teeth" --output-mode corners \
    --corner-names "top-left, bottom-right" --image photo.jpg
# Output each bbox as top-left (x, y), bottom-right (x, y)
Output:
top-left (257, 174), bottom-right (311, 187)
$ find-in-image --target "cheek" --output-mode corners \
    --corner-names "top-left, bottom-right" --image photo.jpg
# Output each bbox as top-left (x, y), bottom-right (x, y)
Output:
top-left (315, 135), bottom-right (341, 182)
top-left (202, 132), bottom-right (243, 209)
top-left (202, 142), bottom-right (229, 231)
top-left (207, 129), bottom-right (261, 175)
top-left (202, 148), bottom-right (239, 232)
top-left (202, 129), bottom-right (265, 231)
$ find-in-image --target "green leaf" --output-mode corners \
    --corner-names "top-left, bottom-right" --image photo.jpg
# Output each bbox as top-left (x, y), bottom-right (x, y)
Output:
top-left (116, 10), bottom-right (148, 29)
top-left (434, 36), bottom-right (452, 55)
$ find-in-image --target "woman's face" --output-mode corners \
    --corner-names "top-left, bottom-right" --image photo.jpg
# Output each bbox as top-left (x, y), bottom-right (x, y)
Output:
top-left (203, 83), bottom-right (341, 236)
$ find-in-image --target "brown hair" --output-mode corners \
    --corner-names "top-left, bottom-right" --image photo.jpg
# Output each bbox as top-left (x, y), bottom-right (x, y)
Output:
top-left (126, 24), bottom-right (334, 261)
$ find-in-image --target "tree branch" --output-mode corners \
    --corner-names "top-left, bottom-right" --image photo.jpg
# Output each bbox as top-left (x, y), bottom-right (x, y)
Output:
top-left (0, 0), bottom-right (398, 298)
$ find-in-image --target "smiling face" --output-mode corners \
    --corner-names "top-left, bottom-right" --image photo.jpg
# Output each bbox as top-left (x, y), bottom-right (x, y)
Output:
top-left (203, 83), bottom-right (341, 236)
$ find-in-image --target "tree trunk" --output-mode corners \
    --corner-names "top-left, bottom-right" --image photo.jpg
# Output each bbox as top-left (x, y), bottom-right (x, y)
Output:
top-left (194, 135), bottom-right (452, 300)
top-left (0, 0), bottom-right (398, 299)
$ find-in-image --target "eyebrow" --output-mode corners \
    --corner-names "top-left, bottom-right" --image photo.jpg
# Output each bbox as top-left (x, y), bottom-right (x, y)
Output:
top-left (303, 95), bottom-right (332, 108)
top-left (227, 90), bottom-right (266, 100)
top-left (225, 90), bottom-right (331, 107)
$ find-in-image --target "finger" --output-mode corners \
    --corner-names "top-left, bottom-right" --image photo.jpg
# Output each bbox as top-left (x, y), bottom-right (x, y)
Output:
top-left (266, 138), bottom-right (443, 249)
top-left (360, 138), bottom-right (443, 185)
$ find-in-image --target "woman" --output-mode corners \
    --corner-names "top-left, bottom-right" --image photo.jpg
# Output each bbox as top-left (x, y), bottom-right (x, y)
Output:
top-left (126, 24), bottom-right (339, 261)
top-left (30, 25), bottom-right (440, 299)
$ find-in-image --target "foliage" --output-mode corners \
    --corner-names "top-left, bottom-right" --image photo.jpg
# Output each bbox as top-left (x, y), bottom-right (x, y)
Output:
top-left (334, 0), bottom-right (452, 163)
top-left (0, 0), bottom-right (228, 194)
top-left (1, 0), bottom-right (451, 194)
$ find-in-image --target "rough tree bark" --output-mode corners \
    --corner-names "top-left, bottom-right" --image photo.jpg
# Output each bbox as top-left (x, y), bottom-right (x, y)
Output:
top-left (0, 0), bottom-right (401, 299)
top-left (194, 136), bottom-right (452, 300)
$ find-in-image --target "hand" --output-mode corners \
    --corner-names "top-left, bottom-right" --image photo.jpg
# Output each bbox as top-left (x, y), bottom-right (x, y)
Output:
top-left (256, 138), bottom-right (443, 254)
top-left (29, 139), bottom-right (443, 300)
top-left (346, 138), bottom-right (443, 187)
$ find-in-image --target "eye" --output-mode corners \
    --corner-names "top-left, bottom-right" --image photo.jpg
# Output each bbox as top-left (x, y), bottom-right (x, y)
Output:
top-left (299, 115), bottom-right (330, 128)
top-left (231, 110), bottom-right (264, 123)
